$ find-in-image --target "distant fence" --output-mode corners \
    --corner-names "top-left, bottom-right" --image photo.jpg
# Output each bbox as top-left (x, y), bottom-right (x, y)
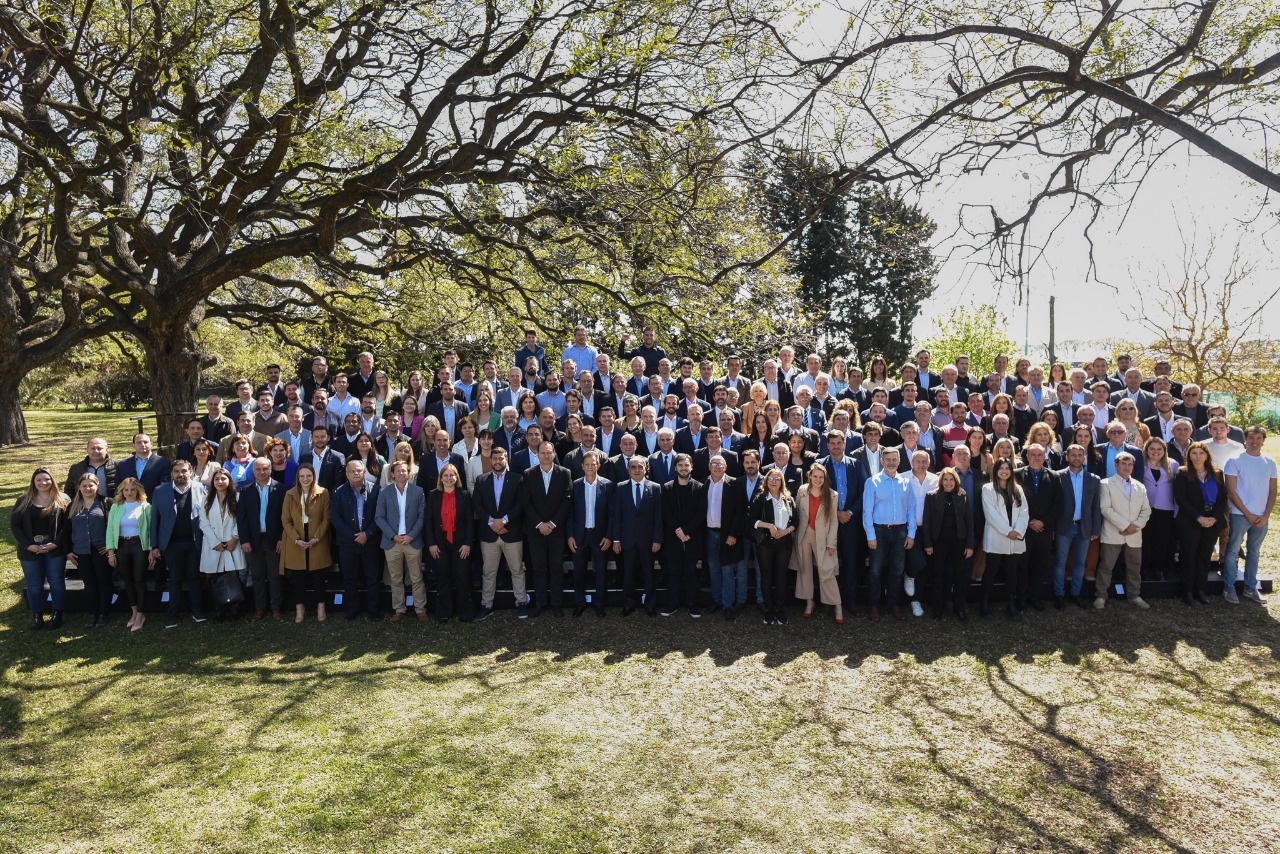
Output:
top-left (1205, 393), bottom-right (1280, 432)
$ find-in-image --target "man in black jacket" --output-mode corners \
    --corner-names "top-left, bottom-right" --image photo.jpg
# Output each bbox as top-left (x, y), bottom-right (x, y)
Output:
top-left (1017, 444), bottom-right (1062, 612)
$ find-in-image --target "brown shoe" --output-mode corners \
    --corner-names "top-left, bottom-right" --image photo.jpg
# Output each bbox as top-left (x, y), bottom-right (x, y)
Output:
top-left (892, 607), bottom-right (905, 620)
top-left (252, 610), bottom-right (265, 622)
top-left (415, 612), bottom-right (429, 622)
top-left (388, 612), bottom-right (406, 623)
top-left (868, 607), bottom-right (881, 622)
top-left (271, 610), bottom-right (283, 621)
top-left (732, 602), bottom-right (745, 613)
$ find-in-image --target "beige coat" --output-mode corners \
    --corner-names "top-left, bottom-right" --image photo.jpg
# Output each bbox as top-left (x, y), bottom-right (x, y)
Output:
top-left (788, 486), bottom-right (840, 578)
top-left (280, 487), bottom-right (332, 571)
top-left (1099, 476), bottom-right (1151, 546)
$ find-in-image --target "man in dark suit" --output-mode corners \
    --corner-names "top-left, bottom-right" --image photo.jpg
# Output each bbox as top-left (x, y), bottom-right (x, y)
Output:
top-left (761, 441), bottom-right (803, 496)
top-left (174, 417), bottom-right (208, 463)
top-left (737, 450), bottom-right (767, 610)
top-left (374, 411), bottom-right (411, 461)
top-left (124, 433), bottom-right (171, 495)
top-left (224, 379), bottom-right (257, 424)
top-left (648, 430), bottom-right (679, 485)
top-left (151, 461), bottom-right (206, 627)
top-left (914, 349), bottom-right (942, 395)
top-left (759, 359), bottom-right (794, 410)
top-left (562, 427), bottom-right (601, 482)
top-left (617, 327), bottom-right (667, 376)
top-left (426, 380), bottom-right (471, 442)
top-left (1140, 361), bottom-right (1183, 399)
top-left (236, 457), bottom-right (286, 619)
top-left (777, 405), bottom-right (821, 455)
top-left (417, 429), bottom-right (468, 493)
top-left (1143, 391), bottom-right (1191, 444)
top-left (610, 456), bottom-right (664, 616)
top-left (1174, 384), bottom-right (1210, 430)
top-left (331, 459), bottom-right (383, 620)
top-left (199, 396), bottom-right (235, 446)
top-left (1091, 423), bottom-right (1144, 479)
top-left (568, 450), bottom-right (615, 617)
top-left (606, 433), bottom-right (641, 483)
top-left (674, 379), bottom-right (712, 420)
top-left (701, 454), bottom-right (746, 618)
top-left (1110, 369), bottom-right (1156, 419)
top-left (1053, 443), bottom-right (1103, 608)
top-left (821, 431), bottom-right (866, 612)
top-left (674, 409), bottom-right (708, 457)
top-left (660, 454), bottom-right (706, 617)
top-left (1044, 383), bottom-right (1079, 431)
top-left (718, 354), bottom-right (753, 401)
top-left (791, 390), bottom-right (827, 434)
top-left (595, 408), bottom-right (623, 459)
top-left (509, 425), bottom-right (543, 474)
top-left (346, 352), bottom-right (377, 401)
top-left (473, 448), bottom-right (526, 619)
top-left (300, 426), bottom-right (346, 491)
top-left (692, 427), bottom-right (741, 480)
top-left (1016, 444), bottom-right (1062, 611)
top-left (520, 441), bottom-right (572, 616)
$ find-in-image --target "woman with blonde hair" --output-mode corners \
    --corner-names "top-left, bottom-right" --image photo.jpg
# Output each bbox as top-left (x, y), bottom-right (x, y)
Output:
top-left (10, 467), bottom-right (72, 630)
top-left (1114, 399), bottom-right (1150, 446)
top-left (379, 441), bottom-right (418, 487)
top-left (1021, 421), bottom-right (1061, 468)
top-left (281, 463), bottom-right (333, 623)
top-left (106, 477), bottom-right (154, 631)
top-left (790, 465), bottom-right (843, 624)
top-left (749, 467), bottom-right (797, 625)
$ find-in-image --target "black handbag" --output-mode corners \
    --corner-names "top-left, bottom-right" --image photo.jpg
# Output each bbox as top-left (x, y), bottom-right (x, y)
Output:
top-left (212, 569), bottom-right (244, 605)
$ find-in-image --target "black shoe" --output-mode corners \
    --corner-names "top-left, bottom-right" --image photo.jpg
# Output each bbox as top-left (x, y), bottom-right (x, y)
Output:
top-left (1054, 597), bottom-right (1065, 610)
top-left (595, 607), bottom-right (606, 618)
top-left (955, 608), bottom-right (968, 622)
top-left (622, 606), bottom-right (634, 616)
top-left (30, 613), bottom-right (44, 631)
top-left (345, 611), bottom-right (361, 621)
top-left (48, 611), bottom-right (63, 630)
top-left (553, 607), bottom-right (563, 617)
top-left (573, 606), bottom-right (585, 618)
top-left (1183, 593), bottom-right (1195, 606)
top-left (94, 614), bottom-right (108, 628)
top-left (932, 609), bottom-right (944, 620)
top-left (646, 607), bottom-right (657, 617)
top-left (723, 607), bottom-right (735, 622)
top-left (84, 614), bottom-right (99, 629)
top-left (165, 616), bottom-right (180, 629)
top-left (1028, 599), bottom-right (1045, 612)
top-left (979, 604), bottom-right (991, 620)
top-left (689, 607), bottom-right (702, 619)
top-left (1196, 591), bottom-right (1211, 605)
top-left (1007, 609), bottom-right (1023, 622)
top-left (775, 610), bottom-right (788, 625)
top-left (437, 616), bottom-right (450, 624)
top-left (475, 607), bottom-right (493, 621)
top-left (368, 612), bottom-right (383, 622)
top-left (1069, 595), bottom-right (1088, 609)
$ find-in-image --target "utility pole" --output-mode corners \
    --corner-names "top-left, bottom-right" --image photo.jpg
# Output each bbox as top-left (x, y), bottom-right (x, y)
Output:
top-left (1048, 296), bottom-right (1056, 366)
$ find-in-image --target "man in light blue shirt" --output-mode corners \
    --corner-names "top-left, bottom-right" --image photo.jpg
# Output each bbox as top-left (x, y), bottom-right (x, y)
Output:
top-left (861, 447), bottom-right (917, 620)
top-left (562, 325), bottom-right (598, 379)
top-left (536, 371), bottom-right (568, 419)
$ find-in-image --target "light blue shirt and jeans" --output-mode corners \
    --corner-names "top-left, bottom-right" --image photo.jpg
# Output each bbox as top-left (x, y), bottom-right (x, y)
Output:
top-left (862, 472), bottom-right (918, 609)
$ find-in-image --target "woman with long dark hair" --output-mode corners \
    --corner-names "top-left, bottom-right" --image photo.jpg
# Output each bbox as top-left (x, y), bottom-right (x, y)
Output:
top-left (10, 467), bottom-right (72, 630)
top-left (790, 465), bottom-right (843, 623)
top-left (979, 458), bottom-right (1029, 620)
top-left (1172, 442), bottom-right (1228, 605)
top-left (198, 467), bottom-right (246, 620)
top-left (1140, 437), bottom-right (1179, 582)
top-left (281, 463), bottom-right (332, 623)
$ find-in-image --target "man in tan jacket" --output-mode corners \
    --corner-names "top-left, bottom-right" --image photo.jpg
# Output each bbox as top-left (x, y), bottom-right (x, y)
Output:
top-left (1097, 453), bottom-right (1152, 610)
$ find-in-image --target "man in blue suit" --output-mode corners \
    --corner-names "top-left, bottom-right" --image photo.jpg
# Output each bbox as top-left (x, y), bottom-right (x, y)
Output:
top-left (426, 380), bottom-right (471, 442)
top-left (417, 429), bottom-right (468, 493)
top-left (151, 460), bottom-right (206, 628)
top-left (821, 430), bottom-right (866, 613)
top-left (568, 450), bottom-right (615, 617)
top-left (610, 456), bottom-right (664, 616)
top-left (1053, 443), bottom-right (1103, 608)
top-left (647, 430), bottom-right (679, 485)
top-left (236, 457), bottom-right (286, 620)
top-left (126, 433), bottom-right (171, 496)
top-left (1091, 421), bottom-right (1145, 479)
top-left (300, 425), bottom-right (346, 491)
top-left (332, 459), bottom-right (383, 620)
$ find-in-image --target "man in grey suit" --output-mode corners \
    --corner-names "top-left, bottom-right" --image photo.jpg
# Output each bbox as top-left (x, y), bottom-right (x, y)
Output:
top-left (1052, 443), bottom-right (1103, 609)
top-left (150, 460), bottom-right (207, 628)
top-left (376, 460), bottom-right (428, 621)
top-left (1109, 368), bottom-right (1156, 420)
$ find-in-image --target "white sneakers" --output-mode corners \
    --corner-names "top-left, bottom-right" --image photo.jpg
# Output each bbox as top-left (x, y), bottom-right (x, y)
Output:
top-left (911, 601), bottom-right (924, 617)
top-left (1094, 597), bottom-right (1106, 610)
top-left (904, 576), bottom-right (916, 597)
top-left (1130, 597), bottom-right (1149, 609)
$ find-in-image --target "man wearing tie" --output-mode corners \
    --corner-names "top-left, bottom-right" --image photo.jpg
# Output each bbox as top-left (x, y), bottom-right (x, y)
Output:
top-left (611, 456), bottom-right (663, 616)
top-left (473, 448), bottom-right (527, 620)
top-left (568, 450), bottom-right (615, 617)
top-left (236, 458), bottom-right (286, 620)
top-left (332, 459), bottom-right (383, 620)
top-left (648, 429), bottom-right (679, 485)
top-left (519, 441), bottom-right (572, 617)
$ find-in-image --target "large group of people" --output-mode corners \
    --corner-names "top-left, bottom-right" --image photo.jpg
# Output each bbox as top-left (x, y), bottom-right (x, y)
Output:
top-left (11, 328), bottom-right (1276, 633)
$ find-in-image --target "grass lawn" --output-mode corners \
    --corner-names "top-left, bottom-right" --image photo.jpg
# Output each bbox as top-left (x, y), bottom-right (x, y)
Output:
top-left (3, 408), bottom-right (1280, 852)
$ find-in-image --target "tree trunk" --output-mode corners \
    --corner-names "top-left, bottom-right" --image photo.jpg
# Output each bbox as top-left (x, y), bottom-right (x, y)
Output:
top-left (0, 373), bottom-right (29, 446)
top-left (141, 317), bottom-right (211, 449)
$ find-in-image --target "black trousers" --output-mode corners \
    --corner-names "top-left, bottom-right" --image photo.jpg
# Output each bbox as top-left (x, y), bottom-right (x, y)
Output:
top-left (620, 545), bottom-right (658, 610)
top-left (163, 538), bottom-right (202, 616)
top-left (1142, 508), bottom-right (1176, 579)
top-left (983, 552), bottom-right (1024, 609)
top-left (664, 536), bottom-right (703, 610)
top-left (287, 569), bottom-right (324, 609)
top-left (245, 547), bottom-right (283, 611)
top-left (1021, 528), bottom-right (1054, 605)
top-left (756, 535), bottom-right (792, 612)
top-left (338, 542), bottom-right (382, 615)
top-left (77, 550), bottom-right (114, 617)
top-left (572, 528), bottom-right (610, 609)
top-left (116, 536), bottom-right (147, 609)
top-left (1177, 521), bottom-right (1217, 595)
top-left (927, 537), bottom-right (968, 613)
top-left (526, 533), bottom-right (565, 609)
top-left (434, 543), bottom-right (474, 619)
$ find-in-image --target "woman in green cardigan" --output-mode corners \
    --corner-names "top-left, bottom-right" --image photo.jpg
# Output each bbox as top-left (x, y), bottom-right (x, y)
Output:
top-left (106, 477), bottom-right (155, 632)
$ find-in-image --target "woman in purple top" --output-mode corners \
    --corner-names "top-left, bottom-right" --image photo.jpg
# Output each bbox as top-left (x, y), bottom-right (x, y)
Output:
top-left (1140, 437), bottom-right (1179, 581)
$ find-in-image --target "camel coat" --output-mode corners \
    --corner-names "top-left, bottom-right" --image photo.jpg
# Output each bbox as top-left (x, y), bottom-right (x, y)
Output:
top-left (790, 485), bottom-right (841, 604)
top-left (280, 487), bottom-right (332, 572)
top-left (1099, 476), bottom-right (1151, 546)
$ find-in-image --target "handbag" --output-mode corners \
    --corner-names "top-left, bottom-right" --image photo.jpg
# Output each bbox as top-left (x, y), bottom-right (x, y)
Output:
top-left (212, 570), bottom-right (244, 605)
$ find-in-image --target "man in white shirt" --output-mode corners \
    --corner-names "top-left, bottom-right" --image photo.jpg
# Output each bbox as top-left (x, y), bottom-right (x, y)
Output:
top-left (376, 460), bottom-right (428, 622)
top-left (328, 373), bottom-right (360, 421)
top-left (1222, 426), bottom-right (1277, 604)
top-left (903, 449), bottom-right (939, 617)
top-left (791, 353), bottom-right (828, 394)
top-left (1205, 417), bottom-right (1245, 471)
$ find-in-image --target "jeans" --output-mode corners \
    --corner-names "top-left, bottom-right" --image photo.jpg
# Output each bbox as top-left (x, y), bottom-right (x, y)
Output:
top-left (1223, 514), bottom-right (1269, 591)
top-left (868, 524), bottom-right (907, 608)
top-left (20, 554), bottom-right (67, 613)
top-left (1053, 522), bottom-right (1089, 597)
top-left (705, 529), bottom-right (727, 607)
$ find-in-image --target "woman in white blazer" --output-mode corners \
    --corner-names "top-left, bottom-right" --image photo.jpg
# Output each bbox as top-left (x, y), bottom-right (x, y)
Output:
top-left (980, 458), bottom-right (1029, 620)
top-left (198, 468), bottom-right (247, 578)
top-left (789, 466), bottom-right (843, 623)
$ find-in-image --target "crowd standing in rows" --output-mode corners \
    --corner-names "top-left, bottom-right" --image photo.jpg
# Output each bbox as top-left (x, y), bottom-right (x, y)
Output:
top-left (11, 328), bottom-right (1277, 633)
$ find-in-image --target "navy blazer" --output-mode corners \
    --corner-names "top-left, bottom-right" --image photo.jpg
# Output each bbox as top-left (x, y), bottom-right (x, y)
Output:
top-left (1053, 467), bottom-right (1103, 540)
top-left (610, 478), bottom-right (663, 549)
top-left (417, 451), bottom-right (468, 493)
top-left (568, 476), bottom-right (616, 544)
top-left (235, 479), bottom-right (286, 551)
top-left (519, 464), bottom-right (573, 536)
top-left (300, 447), bottom-right (347, 491)
top-left (647, 451), bottom-right (679, 485)
top-left (426, 400), bottom-right (472, 442)
top-left (673, 426), bottom-right (707, 457)
top-left (331, 481), bottom-right (381, 546)
top-left (123, 454), bottom-right (171, 496)
top-left (150, 482), bottom-right (206, 551)
top-left (473, 469), bottom-right (525, 543)
top-left (595, 428), bottom-right (623, 459)
top-left (820, 454), bottom-right (864, 518)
